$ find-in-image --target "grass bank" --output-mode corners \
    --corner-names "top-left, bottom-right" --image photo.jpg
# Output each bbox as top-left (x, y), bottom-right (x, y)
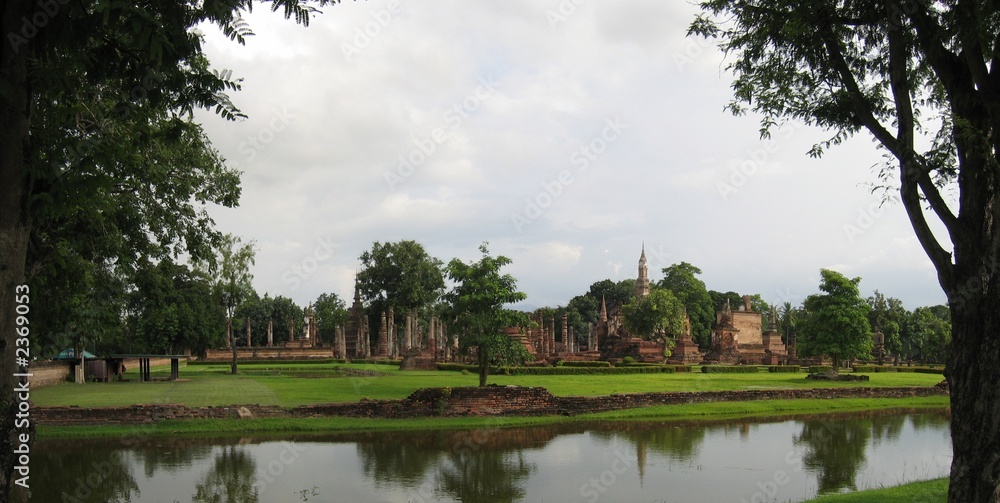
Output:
top-left (800, 477), bottom-right (947, 502)
top-left (32, 362), bottom-right (946, 408)
top-left (35, 395), bottom-right (949, 439)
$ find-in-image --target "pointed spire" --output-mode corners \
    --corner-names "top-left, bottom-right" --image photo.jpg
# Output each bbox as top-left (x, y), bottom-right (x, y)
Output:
top-left (599, 295), bottom-right (608, 323)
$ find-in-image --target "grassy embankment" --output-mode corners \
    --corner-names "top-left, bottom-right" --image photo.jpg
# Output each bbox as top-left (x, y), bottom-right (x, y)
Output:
top-left (799, 477), bottom-right (947, 503)
top-left (33, 361), bottom-right (949, 439)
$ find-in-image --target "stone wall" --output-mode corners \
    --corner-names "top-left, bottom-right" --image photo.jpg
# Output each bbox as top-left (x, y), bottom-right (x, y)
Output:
top-left (36, 385), bottom-right (947, 426)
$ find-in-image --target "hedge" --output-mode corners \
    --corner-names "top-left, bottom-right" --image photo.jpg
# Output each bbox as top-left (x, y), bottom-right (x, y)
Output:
top-left (768, 365), bottom-right (801, 373)
top-left (557, 360), bottom-right (612, 368)
top-left (188, 358), bottom-right (347, 365)
top-left (808, 366), bottom-right (833, 374)
top-left (435, 363), bottom-right (687, 375)
top-left (852, 365), bottom-right (945, 374)
top-left (701, 365), bottom-right (760, 373)
top-left (852, 365), bottom-right (896, 373)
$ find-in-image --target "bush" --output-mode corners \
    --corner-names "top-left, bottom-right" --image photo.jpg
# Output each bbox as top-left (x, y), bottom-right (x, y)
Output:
top-left (701, 365), bottom-right (760, 373)
top-left (768, 365), bottom-right (801, 373)
top-left (559, 360), bottom-right (612, 368)
top-left (852, 365), bottom-right (896, 373)
top-left (622, 356), bottom-right (636, 364)
top-left (435, 363), bottom-right (681, 375)
top-left (808, 366), bottom-right (833, 374)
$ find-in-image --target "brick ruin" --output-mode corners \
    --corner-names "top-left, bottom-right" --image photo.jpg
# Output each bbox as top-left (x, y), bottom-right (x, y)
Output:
top-left (204, 245), bottom-right (795, 367)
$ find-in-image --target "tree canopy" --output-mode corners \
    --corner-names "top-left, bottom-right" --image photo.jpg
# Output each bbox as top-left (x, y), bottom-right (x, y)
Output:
top-left (443, 243), bottom-right (530, 387)
top-left (358, 240), bottom-right (445, 318)
top-left (657, 262), bottom-right (714, 347)
top-left (797, 269), bottom-right (873, 370)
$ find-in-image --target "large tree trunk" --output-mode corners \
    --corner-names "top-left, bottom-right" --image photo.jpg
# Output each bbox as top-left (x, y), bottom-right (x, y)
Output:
top-left (947, 290), bottom-right (1000, 502)
top-left (1, 1), bottom-right (33, 501)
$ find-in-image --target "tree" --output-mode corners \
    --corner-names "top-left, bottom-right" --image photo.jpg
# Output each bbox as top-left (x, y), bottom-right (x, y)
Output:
top-left (867, 291), bottom-right (907, 357)
top-left (906, 306), bottom-right (953, 364)
top-left (587, 279), bottom-right (635, 313)
top-left (357, 240), bottom-right (445, 347)
top-left (691, 2), bottom-right (1000, 499)
top-left (797, 270), bottom-right (873, 371)
top-left (313, 293), bottom-right (348, 346)
top-left (202, 234), bottom-right (256, 375)
top-left (621, 288), bottom-right (686, 354)
top-left (658, 262), bottom-right (715, 347)
top-left (443, 243), bottom-right (530, 387)
top-left (130, 259), bottom-right (226, 356)
top-left (1, 1), bottom-right (333, 499)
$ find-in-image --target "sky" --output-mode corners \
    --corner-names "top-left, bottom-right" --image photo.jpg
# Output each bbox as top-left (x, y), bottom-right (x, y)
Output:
top-left (193, 0), bottom-right (950, 312)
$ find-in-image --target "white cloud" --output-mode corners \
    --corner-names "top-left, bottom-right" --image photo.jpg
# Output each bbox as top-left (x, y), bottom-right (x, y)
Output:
top-left (192, 0), bottom-right (948, 310)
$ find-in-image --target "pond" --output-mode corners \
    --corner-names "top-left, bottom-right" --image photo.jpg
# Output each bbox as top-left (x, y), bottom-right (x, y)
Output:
top-left (33, 409), bottom-right (951, 503)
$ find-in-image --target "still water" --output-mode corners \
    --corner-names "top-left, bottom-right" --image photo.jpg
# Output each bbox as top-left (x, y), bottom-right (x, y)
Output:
top-left (33, 409), bottom-right (951, 503)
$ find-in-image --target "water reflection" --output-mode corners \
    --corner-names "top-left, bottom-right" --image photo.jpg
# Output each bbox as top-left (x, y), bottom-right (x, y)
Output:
top-left (30, 446), bottom-right (138, 503)
top-left (31, 409), bottom-right (951, 503)
top-left (192, 446), bottom-right (258, 503)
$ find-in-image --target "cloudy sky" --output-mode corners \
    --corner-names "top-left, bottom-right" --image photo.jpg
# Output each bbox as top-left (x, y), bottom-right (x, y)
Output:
top-left (193, 0), bottom-right (950, 311)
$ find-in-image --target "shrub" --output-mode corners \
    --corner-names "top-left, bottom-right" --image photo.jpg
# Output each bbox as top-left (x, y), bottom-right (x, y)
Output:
top-left (768, 365), bottom-right (801, 373)
top-left (852, 365), bottom-right (896, 373)
top-left (560, 360), bottom-right (612, 367)
top-left (622, 356), bottom-right (636, 364)
top-left (808, 366), bottom-right (833, 374)
top-left (701, 365), bottom-right (760, 373)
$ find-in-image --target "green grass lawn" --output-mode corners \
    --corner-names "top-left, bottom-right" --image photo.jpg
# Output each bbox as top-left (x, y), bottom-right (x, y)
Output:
top-left (800, 477), bottom-right (947, 502)
top-left (32, 361), bottom-right (946, 408)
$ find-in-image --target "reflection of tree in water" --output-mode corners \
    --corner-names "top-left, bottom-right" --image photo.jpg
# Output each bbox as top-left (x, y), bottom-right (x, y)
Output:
top-left (356, 439), bottom-right (443, 488)
top-left (870, 414), bottom-right (906, 447)
top-left (29, 446), bottom-right (138, 503)
top-left (131, 441), bottom-right (214, 477)
top-left (436, 449), bottom-right (535, 503)
top-left (794, 418), bottom-right (872, 494)
top-left (909, 411), bottom-right (950, 431)
top-left (192, 446), bottom-right (259, 503)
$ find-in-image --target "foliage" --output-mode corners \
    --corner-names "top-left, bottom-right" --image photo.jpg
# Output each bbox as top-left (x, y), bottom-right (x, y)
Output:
top-left (689, 3), bottom-right (1000, 498)
top-left (867, 291), bottom-right (906, 356)
top-left (313, 293), bottom-right (349, 345)
top-left (199, 234), bottom-right (256, 374)
top-left (905, 307), bottom-right (952, 364)
top-left (357, 240), bottom-right (445, 319)
top-left (657, 262), bottom-right (715, 347)
top-left (768, 366), bottom-right (802, 373)
top-left (128, 259), bottom-right (225, 356)
top-left (443, 243), bottom-right (530, 386)
top-left (556, 361), bottom-right (612, 368)
top-left (435, 363), bottom-right (682, 375)
top-left (621, 289), bottom-right (685, 339)
top-left (587, 279), bottom-right (636, 313)
top-left (701, 365), bottom-right (760, 373)
top-left (797, 270), bottom-right (873, 370)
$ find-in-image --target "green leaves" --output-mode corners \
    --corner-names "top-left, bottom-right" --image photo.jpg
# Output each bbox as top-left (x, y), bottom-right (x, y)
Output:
top-left (797, 269), bottom-right (873, 367)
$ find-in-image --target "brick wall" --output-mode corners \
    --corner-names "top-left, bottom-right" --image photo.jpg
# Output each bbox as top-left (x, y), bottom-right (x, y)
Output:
top-left (30, 361), bottom-right (72, 387)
